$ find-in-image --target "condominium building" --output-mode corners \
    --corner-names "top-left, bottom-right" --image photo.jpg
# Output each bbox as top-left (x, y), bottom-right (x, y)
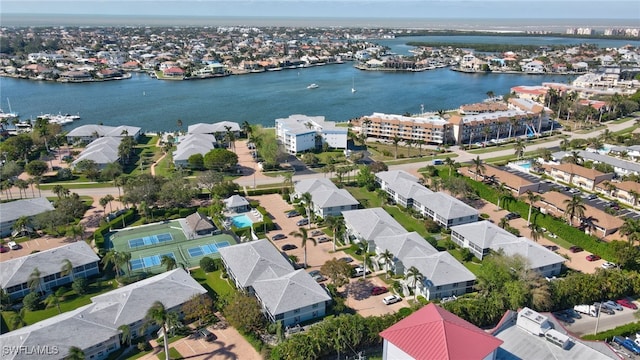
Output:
top-left (350, 112), bottom-right (450, 145)
top-left (275, 114), bottom-right (347, 154)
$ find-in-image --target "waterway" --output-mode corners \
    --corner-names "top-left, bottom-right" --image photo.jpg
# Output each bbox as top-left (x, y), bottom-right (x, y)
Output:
top-left (2, 35), bottom-right (637, 132)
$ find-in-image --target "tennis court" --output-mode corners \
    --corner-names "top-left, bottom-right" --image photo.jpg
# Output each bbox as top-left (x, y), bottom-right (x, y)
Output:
top-left (187, 241), bottom-right (231, 258)
top-left (130, 252), bottom-right (176, 271)
top-left (128, 233), bottom-right (173, 249)
top-left (107, 219), bottom-right (236, 275)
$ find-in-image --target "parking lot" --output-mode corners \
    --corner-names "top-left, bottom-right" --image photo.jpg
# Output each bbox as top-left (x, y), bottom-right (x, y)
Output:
top-left (557, 298), bottom-right (640, 337)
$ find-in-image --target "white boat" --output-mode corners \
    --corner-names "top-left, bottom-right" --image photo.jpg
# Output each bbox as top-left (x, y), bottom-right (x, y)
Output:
top-left (0, 98), bottom-right (18, 119)
top-left (351, 77), bottom-right (357, 93)
top-left (307, 83), bottom-right (319, 89)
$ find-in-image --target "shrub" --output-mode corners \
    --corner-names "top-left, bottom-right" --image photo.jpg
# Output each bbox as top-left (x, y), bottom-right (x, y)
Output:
top-left (200, 257), bottom-right (216, 272)
top-left (72, 277), bottom-right (88, 296)
top-left (22, 292), bottom-right (41, 311)
top-left (460, 248), bottom-right (474, 262)
top-left (423, 219), bottom-right (441, 233)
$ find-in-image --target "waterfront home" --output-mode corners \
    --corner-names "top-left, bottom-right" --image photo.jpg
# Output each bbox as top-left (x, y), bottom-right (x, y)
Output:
top-left (71, 137), bottom-right (122, 170)
top-left (0, 197), bottom-right (55, 238)
top-left (451, 221), bottom-right (566, 276)
top-left (187, 121), bottom-right (241, 137)
top-left (1, 242), bottom-right (100, 299)
top-left (510, 85), bottom-right (548, 101)
top-left (275, 114), bottom-right (347, 154)
top-left (172, 133), bottom-right (217, 167)
top-left (0, 269), bottom-right (206, 360)
top-left (218, 239), bottom-right (331, 327)
top-left (66, 124), bottom-right (142, 143)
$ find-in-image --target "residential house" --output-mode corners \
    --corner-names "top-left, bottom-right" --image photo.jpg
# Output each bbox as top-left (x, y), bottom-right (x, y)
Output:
top-left (275, 114), bottom-right (347, 154)
top-left (1, 242), bottom-right (100, 299)
top-left (451, 221), bottom-right (566, 276)
top-left (343, 208), bottom-right (476, 300)
top-left (66, 124), bottom-right (142, 143)
top-left (292, 178), bottom-right (359, 219)
top-left (218, 239), bottom-right (331, 326)
top-left (0, 269), bottom-right (207, 360)
top-left (187, 121), bottom-right (241, 137)
top-left (380, 303), bottom-right (503, 360)
top-left (172, 133), bottom-right (217, 167)
top-left (459, 165), bottom-right (541, 196)
top-left (595, 180), bottom-right (640, 208)
top-left (510, 85), bottom-right (548, 101)
top-left (542, 163), bottom-right (614, 191)
top-left (184, 212), bottom-right (216, 236)
top-left (375, 170), bottom-right (478, 228)
top-left (562, 149), bottom-right (640, 178)
top-left (71, 137), bottom-right (122, 170)
top-left (535, 191), bottom-right (624, 237)
top-left (0, 197), bottom-right (55, 237)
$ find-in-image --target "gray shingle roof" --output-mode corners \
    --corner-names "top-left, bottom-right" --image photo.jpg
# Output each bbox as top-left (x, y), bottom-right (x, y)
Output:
top-left (413, 192), bottom-right (478, 220)
top-left (184, 212), bottom-right (215, 233)
top-left (218, 239), bottom-right (293, 288)
top-left (374, 232), bottom-right (439, 260)
top-left (342, 208), bottom-right (406, 241)
top-left (1, 242), bottom-right (99, 289)
top-left (376, 170), bottom-right (433, 200)
top-left (294, 178), bottom-right (358, 211)
top-left (224, 195), bottom-right (250, 209)
top-left (252, 270), bottom-right (331, 316)
top-left (0, 197), bottom-right (55, 224)
top-left (187, 121), bottom-right (240, 134)
top-left (402, 252), bottom-right (476, 287)
top-left (0, 269), bottom-right (205, 360)
top-left (553, 150), bottom-right (640, 174)
top-left (66, 124), bottom-right (141, 138)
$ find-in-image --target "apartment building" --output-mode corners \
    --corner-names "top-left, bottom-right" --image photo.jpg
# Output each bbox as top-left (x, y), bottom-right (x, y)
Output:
top-left (542, 163), bottom-right (614, 191)
top-left (351, 112), bottom-right (450, 145)
top-left (275, 114), bottom-right (347, 154)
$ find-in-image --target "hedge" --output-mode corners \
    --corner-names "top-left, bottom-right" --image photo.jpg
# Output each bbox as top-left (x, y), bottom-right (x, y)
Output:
top-left (244, 188), bottom-right (282, 196)
top-left (94, 209), bottom-right (138, 251)
top-left (581, 321), bottom-right (640, 341)
top-left (462, 177), bottom-right (617, 260)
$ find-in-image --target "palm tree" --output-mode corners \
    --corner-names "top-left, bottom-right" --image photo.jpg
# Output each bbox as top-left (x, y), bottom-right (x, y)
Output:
top-left (563, 195), bottom-right (586, 226)
top-left (619, 218), bottom-right (640, 245)
top-left (513, 138), bottom-right (526, 159)
top-left (563, 150), bottom-right (582, 165)
top-left (281, 172), bottom-right (294, 195)
top-left (28, 267), bottom-right (42, 293)
top-left (144, 301), bottom-right (175, 360)
top-left (529, 224), bottom-right (544, 242)
top-left (289, 227), bottom-right (316, 268)
top-left (61, 259), bottom-right (74, 282)
top-left (44, 288), bottom-right (65, 314)
top-left (472, 156), bottom-right (485, 181)
top-left (392, 136), bottom-right (401, 160)
top-left (324, 215), bottom-right (344, 252)
top-left (380, 249), bottom-right (394, 279)
top-left (10, 308), bottom-right (27, 329)
top-left (444, 157), bottom-right (456, 177)
top-left (496, 183), bottom-right (510, 210)
top-left (405, 266), bottom-right (424, 300)
top-left (64, 346), bottom-right (85, 360)
top-left (176, 119), bottom-right (183, 132)
top-left (102, 249), bottom-right (128, 278)
top-left (300, 192), bottom-right (314, 228)
top-left (160, 255), bottom-right (177, 271)
top-left (581, 216), bottom-right (599, 236)
top-left (523, 190), bottom-right (541, 226)
top-left (52, 184), bottom-right (70, 199)
top-left (118, 324), bottom-right (133, 347)
top-left (498, 217), bottom-right (509, 229)
top-left (628, 190), bottom-right (639, 207)
top-left (508, 117), bottom-right (519, 139)
top-left (241, 120), bottom-right (252, 140)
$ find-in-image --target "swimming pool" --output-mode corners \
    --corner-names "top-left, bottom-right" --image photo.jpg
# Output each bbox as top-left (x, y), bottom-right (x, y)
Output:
top-left (231, 214), bottom-right (253, 228)
top-left (519, 162), bottom-right (532, 169)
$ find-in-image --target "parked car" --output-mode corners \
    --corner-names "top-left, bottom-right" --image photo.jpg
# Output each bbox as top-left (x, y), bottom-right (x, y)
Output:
top-left (281, 244), bottom-right (297, 251)
top-left (616, 298), bottom-right (638, 310)
top-left (286, 210), bottom-right (300, 218)
top-left (564, 308), bottom-right (581, 319)
top-left (382, 294), bottom-right (402, 305)
top-left (271, 233), bottom-right (287, 241)
top-left (7, 241), bottom-right (20, 250)
top-left (568, 188), bottom-right (581, 194)
top-left (338, 256), bottom-right (353, 263)
top-left (198, 328), bottom-right (216, 341)
top-left (0, 245), bottom-right (9, 253)
top-left (352, 266), bottom-right (371, 277)
top-left (587, 194), bottom-right (598, 200)
top-left (505, 212), bottom-right (520, 220)
top-left (371, 286), bottom-right (388, 296)
top-left (601, 262), bottom-right (616, 269)
top-left (569, 246), bottom-right (583, 253)
top-left (594, 302), bottom-right (615, 315)
top-left (296, 218), bottom-right (309, 226)
top-left (317, 236), bottom-right (331, 243)
top-left (604, 300), bottom-right (623, 311)
top-left (309, 270), bottom-right (321, 277)
top-left (544, 245), bottom-right (559, 251)
top-left (586, 254), bottom-right (601, 261)
top-left (553, 311), bottom-right (574, 323)
top-left (311, 230), bottom-right (324, 237)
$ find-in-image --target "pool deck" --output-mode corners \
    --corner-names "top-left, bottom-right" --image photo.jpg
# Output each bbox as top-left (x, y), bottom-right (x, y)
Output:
top-left (224, 209), bottom-right (263, 229)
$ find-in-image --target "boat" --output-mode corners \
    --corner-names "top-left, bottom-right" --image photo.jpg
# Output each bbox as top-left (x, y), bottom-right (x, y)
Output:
top-left (37, 112), bottom-right (81, 125)
top-left (0, 98), bottom-right (18, 119)
top-left (307, 83), bottom-right (319, 89)
top-left (351, 77), bottom-right (357, 93)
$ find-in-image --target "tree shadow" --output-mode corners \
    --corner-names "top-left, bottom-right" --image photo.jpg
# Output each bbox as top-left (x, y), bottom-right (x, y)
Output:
top-left (345, 278), bottom-right (375, 301)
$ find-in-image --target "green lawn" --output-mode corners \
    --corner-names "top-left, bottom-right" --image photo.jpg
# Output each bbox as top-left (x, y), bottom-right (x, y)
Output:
top-left (1, 278), bottom-right (118, 332)
top-left (190, 268), bottom-right (235, 298)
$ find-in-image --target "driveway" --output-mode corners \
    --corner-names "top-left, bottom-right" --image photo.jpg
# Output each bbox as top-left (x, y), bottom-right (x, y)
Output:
top-left (559, 298), bottom-right (640, 336)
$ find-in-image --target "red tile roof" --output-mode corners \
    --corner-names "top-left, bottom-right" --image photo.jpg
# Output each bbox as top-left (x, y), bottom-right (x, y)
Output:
top-left (380, 303), bottom-right (503, 359)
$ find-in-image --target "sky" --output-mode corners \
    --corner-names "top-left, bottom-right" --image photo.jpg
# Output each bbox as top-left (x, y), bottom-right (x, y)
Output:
top-left (2, 0), bottom-right (639, 19)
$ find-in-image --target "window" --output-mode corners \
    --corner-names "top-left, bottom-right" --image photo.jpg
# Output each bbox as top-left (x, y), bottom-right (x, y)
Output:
top-left (293, 309), bottom-right (300, 314)
top-left (312, 303), bottom-right (318, 309)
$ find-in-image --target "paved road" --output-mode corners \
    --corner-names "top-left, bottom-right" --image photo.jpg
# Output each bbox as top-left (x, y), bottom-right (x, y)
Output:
top-left (561, 300), bottom-right (640, 336)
